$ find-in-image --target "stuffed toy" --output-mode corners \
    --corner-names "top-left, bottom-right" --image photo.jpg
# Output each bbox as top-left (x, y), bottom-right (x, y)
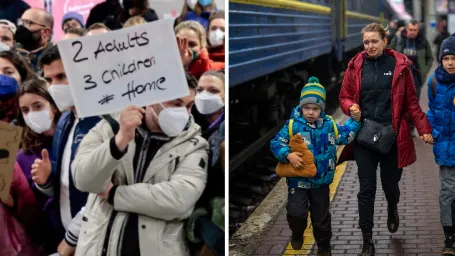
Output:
top-left (275, 133), bottom-right (317, 178)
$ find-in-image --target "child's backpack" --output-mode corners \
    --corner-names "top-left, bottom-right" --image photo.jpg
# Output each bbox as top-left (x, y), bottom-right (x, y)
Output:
top-left (274, 116), bottom-right (338, 178)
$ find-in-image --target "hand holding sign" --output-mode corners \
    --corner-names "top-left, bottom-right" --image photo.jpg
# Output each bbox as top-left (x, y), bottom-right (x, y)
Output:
top-left (31, 149), bottom-right (52, 185)
top-left (56, 19), bottom-right (190, 118)
top-left (115, 106), bottom-right (145, 152)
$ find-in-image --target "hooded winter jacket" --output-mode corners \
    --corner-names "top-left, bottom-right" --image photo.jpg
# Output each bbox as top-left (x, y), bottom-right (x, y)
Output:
top-left (271, 107), bottom-right (360, 188)
top-left (71, 113), bottom-right (208, 256)
top-left (389, 29), bottom-right (434, 83)
top-left (338, 49), bottom-right (432, 168)
top-left (427, 66), bottom-right (455, 167)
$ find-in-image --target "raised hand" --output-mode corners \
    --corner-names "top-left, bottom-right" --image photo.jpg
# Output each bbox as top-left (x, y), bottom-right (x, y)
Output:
top-left (177, 36), bottom-right (193, 68)
top-left (115, 105), bottom-right (145, 152)
top-left (31, 149), bottom-right (51, 185)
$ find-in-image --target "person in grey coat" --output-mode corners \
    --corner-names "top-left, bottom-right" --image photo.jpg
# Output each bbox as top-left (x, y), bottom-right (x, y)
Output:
top-left (71, 73), bottom-right (209, 256)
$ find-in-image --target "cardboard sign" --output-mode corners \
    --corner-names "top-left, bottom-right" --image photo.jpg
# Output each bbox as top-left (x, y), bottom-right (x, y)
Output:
top-left (56, 18), bottom-right (189, 118)
top-left (0, 122), bottom-right (22, 201)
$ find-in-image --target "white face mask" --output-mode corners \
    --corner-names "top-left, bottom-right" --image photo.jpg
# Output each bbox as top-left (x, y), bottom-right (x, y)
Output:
top-left (152, 104), bottom-right (189, 137)
top-left (195, 90), bottom-right (224, 115)
top-left (23, 108), bottom-right (53, 134)
top-left (48, 84), bottom-right (74, 112)
top-left (209, 29), bottom-right (225, 47)
top-left (0, 41), bottom-right (10, 52)
top-left (187, 0), bottom-right (198, 9)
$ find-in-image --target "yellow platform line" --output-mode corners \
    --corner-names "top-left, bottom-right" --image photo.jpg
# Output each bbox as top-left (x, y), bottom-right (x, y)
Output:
top-left (282, 146), bottom-right (348, 255)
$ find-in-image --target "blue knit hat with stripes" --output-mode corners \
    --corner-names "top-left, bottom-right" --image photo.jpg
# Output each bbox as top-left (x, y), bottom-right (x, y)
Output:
top-left (299, 76), bottom-right (326, 111)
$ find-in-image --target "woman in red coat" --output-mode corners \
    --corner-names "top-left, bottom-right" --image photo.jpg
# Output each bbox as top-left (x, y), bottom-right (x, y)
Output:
top-left (338, 23), bottom-right (433, 256)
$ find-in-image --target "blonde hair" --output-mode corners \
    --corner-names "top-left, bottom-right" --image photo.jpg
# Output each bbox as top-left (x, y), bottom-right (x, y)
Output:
top-left (123, 16), bottom-right (146, 28)
top-left (85, 22), bottom-right (110, 35)
top-left (201, 70), bottom-right (225, 84)
top-left (175, 21), bottom-right (207, 49)
top-left (361, 22), bottom-right (390, 39)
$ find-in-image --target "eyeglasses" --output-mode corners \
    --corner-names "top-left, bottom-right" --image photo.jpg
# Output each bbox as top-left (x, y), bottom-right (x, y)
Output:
top-left (17, 19), bottom-right (46, 28)
top-left (363, 39), bottom-right (380, 45)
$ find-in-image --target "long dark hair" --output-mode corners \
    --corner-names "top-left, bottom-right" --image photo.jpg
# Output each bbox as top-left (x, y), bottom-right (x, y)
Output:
top-left (16, 79), bottom-right (61, 155)
top-left (0, 50), bottom-right (36, 83)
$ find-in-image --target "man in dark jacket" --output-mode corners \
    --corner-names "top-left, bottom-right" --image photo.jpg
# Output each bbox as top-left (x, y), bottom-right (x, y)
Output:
top-left (31, 45), bottom-right (101, 256)
top-left (390, 20), bottom-right (434, 99)
top-left (14, 8), bottom-right (53, 74)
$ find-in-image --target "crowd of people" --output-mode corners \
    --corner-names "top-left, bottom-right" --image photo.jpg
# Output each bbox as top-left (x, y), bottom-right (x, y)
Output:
top-left (0, 0), bottom-right (225, 256)
top-left (271, 20), bottom-right (455, 256)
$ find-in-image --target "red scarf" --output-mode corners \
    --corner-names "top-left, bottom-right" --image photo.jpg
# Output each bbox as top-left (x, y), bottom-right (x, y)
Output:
top-left (209, 46), bottom-right (225, 63)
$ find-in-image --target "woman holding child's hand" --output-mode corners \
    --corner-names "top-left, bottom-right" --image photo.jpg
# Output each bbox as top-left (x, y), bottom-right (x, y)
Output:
top-left (349, 104), bottom-right (361, 121)
top-left (338, 23), bottom-right (432, 256)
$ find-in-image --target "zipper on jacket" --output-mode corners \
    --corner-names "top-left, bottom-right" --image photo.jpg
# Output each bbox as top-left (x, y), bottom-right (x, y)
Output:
top-left (116, 214), bottom-right (129, 254)
top-left (174, 157), bottom-right (180, 172)
top-left (136, 135), bottom-right (150, 183)
top-left (101, 211), bottom-right (118, 256)
top-left (373, 61), bottom-right (379, 119)
top-left (89, 195), bottom-right (98, 210)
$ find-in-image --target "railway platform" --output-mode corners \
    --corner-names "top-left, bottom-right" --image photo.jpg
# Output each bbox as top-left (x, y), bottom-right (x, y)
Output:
top-left (230, 65), bottom-right (445, 256)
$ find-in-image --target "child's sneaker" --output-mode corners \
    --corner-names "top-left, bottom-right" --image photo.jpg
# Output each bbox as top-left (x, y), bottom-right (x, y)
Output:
top-left (442, 228), bottom-right (455, 255)
top-left (290, 233), bottom-right (303, 250)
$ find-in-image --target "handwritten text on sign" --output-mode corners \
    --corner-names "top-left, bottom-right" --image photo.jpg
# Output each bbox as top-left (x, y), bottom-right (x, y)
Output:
top-left (56, 19), bottom-right (189, 118)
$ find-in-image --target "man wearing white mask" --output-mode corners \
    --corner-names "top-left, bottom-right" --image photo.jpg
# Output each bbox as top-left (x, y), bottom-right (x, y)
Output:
top-left (31, 45), bottom-right (101, 256)
top-left (207, 11), bottom-right (225, 63)
top-left (71, 72), bottom-right (209, 256)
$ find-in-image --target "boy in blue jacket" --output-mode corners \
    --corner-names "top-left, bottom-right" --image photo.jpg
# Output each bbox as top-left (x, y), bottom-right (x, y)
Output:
top-left (270, 77), bottom-right (360, 255)
top-left (427, 34), bottom-right (455, 255)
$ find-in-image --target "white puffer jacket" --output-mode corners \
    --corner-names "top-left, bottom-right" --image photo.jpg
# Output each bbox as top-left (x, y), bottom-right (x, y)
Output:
top-left (71, 114), bottom-right (208, 256)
